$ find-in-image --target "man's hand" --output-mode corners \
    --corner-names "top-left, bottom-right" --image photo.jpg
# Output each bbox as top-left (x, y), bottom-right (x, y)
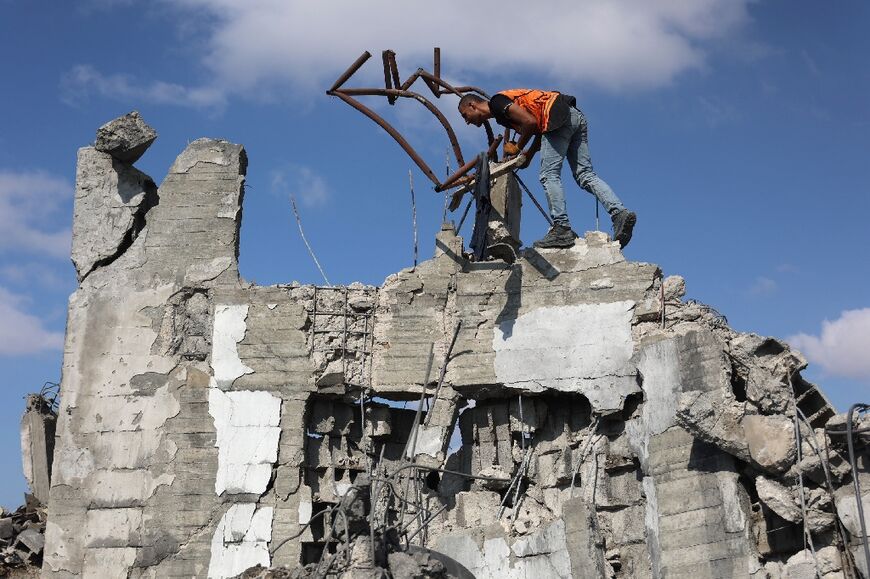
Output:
top-left (503, 141), bottom-right (520, 158)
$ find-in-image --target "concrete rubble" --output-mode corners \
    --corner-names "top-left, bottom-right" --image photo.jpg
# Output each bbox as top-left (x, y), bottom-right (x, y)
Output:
top-left (0, 498), bottom-right (46, 578)
top-left (37, 114), bottom-right (870, 578)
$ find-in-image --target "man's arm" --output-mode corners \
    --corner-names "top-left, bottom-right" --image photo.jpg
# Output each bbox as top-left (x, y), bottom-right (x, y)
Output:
top-left (505, 103), bottom-right (540, 151)
top-left (517, 134), bottom-right (541, 168)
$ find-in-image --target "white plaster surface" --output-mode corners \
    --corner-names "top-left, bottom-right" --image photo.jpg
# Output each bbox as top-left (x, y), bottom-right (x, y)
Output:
top-left (212, 304), bottom-right (255, 387)
top-left (493, 302), bottom-right (637, 413)
top-left (208, 386), bottom-right (281, 495)
top-left (436, 520), bottom-right (571, 579)
top-left (208, 504), bottom-right (273, 579)
top-left (410, 424), bottom-right (446, 459)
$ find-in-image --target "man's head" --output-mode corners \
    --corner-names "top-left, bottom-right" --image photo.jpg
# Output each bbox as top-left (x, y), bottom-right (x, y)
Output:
top-left (458, 94), bottom-right (490, 127)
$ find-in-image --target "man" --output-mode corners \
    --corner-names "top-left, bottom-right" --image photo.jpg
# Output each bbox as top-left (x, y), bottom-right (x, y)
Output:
top-left (458, 90), bottom-right (636, 249)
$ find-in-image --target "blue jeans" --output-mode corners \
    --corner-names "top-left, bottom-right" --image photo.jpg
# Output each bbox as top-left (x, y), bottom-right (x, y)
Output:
top-left (539, 107), bottom-right (624, 227)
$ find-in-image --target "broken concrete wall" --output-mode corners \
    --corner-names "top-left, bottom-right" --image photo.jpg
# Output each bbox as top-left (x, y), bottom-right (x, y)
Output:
top-left (43, 115), bottom-right (868, 578)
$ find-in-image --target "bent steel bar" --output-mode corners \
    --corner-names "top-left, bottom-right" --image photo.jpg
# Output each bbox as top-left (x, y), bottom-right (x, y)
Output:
top-left (336, 88), bottom-right (465, 167)
top-left (329, 48), bottom-right (497, 189)
top-left (328, 90), bottom-right (440, 186)
top-left (330, 51), bottom-right (372, 92)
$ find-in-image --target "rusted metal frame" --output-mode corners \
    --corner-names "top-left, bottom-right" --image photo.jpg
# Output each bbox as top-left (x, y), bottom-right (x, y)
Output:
top-left (436, 157), bottom-right (478, 192)
top-left (335, 87), bottom-right (465, 167)
top-left (330, 51), bottom-right (372, 92)
top-left (436, 134), bottom-right (503, 193)
top-left (328, 90), bottom-right (440, 186)
top-left (487, 133), bottom-right (503, 161)
top-left (433, 47), bottom-right (440, 80)
top-left (388, 52), bottom-right (401, 92)
top-left (381, 51), bottom-right (396, 104)
top-left (399, 69), bottom-right (422, 91)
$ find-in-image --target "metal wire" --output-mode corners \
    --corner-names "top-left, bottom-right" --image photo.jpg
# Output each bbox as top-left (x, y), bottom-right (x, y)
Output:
top-left (291, 194), bottom-right (330, 286)
top-left (410, 169), bottom-right (418, 270)
top-left (570, 417), bottom-right (602, 498)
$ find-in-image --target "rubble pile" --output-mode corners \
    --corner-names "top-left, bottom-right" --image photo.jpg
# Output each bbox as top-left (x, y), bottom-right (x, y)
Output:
top-left (36, 112), bottom-right (868, 578)
top-left (0, 498), bottom-right (46, 577)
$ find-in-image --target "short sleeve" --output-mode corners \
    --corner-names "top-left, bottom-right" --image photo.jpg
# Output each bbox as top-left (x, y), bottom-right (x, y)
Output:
top-left (488, 93), bottom-right (513, 128)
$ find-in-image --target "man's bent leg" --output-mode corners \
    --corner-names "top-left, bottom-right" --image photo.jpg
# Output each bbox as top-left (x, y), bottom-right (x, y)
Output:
top-left (567, 109), bottom-right (625, 215)
top-left (539, 125), bottom-right (572, 227)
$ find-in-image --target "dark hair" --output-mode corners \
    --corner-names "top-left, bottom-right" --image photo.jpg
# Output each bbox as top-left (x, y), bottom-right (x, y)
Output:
top-left (458, 94), bottom-right (485, 109)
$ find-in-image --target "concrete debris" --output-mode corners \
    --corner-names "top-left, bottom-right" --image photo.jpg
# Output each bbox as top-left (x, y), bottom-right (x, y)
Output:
top-left (756, 476), bottom-right (802, 523)
top-left (95, 110), bottom-right (157, 164)
top-left (0, 500), bottom-right (46, 576)
top-left (743, 414), bottom-right (798, 473)
top-left (38, 116), bottom-right (868, 579)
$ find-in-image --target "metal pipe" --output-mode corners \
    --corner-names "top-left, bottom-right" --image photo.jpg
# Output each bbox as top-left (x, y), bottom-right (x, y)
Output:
top-left (382, 51), bottom-right (396, 104)
top-left (434, 47), bottom-right (441, 79)
top-left (437, 156), bottom-right (478, 192)
top-left (389, 52), bottom-right (401, 91)
top-left (329, 90), bottom-right (440, 186)
top-left (424, 321), bottom-right (463, 426)
top-left (335, 88), bottom-right (465, 167)
top-left (329, 51), bottom-right (372, 92)
top-left (513, 171), bottom-right (553, 226)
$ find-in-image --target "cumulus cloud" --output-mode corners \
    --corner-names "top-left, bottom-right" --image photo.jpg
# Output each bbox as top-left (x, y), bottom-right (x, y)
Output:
top-left (747, 276), bottom-right (777, 296)
top-left (60, 64), bottom-right (227, 110)
top-left (66, 0), bottom-right (756, 108)
top-left (0, 170), bottom-right (72, 259)
top-left (789, 308), bottom-right (870, 380)
top-left (270, 165), bottom-right (330, 207)
top-left (0, 287), bottom-right (64, 356)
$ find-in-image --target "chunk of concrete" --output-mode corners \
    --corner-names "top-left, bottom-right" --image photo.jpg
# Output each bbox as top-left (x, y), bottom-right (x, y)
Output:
top-left (663, 275), bottom-right (685, 301)
top-left (835, 487), bottom-right (870, 538)
top-left (95, 111), bottom-right (157, 163)
top-left (755, 476), bottom-right (800, 523)
top-left (743, 414), bottom-right (797, 473)
top-left (729, 333), bottom-right (806, 415)
top-left (71, 147), bottom-right (157, 280)
top-left (676, 390), bottom-right (750, 462)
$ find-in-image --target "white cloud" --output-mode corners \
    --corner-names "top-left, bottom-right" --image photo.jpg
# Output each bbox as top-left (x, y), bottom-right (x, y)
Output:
top-left (0, 263), bottom-right (70, 289)
top-left (0, 287), bottom-right (64, 356)
top-left (789, 308), bottom-right (870, 380)
top-left (0, 170), bottom-right (72, 259)
top-left (68, 0), bottom-right (756, 108)
top-left (747, 276), bottom-right (777, 296)
top-left (270, 165), bottom-right (330, 207)
top-left (60, 64), bottom-right (227, 110)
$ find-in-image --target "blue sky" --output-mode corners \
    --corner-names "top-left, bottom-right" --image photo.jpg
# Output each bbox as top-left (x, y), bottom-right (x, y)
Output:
top-left (1, 0), bottom-right (868, 509)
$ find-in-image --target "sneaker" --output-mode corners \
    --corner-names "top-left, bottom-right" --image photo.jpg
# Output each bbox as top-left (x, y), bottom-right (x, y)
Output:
top-left (611, 210), bottom-right (637, 248)
top-left (533, 224), bottom-right (577, 249)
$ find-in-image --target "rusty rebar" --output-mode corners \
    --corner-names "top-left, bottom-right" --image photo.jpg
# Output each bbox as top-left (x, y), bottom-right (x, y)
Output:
top-left (334, 87), bottom-right (464, 167)
top-left (436, 157), bottom-right (478, 192)
top-left (382, 51), bottom-right (396, 104)
top-left (328, 90), bottom-right (440, 186)
top-left (330, 51), bottom-right (372, 92)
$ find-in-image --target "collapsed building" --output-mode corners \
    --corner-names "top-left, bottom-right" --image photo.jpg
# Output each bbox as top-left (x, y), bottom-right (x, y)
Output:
top-left (36, 111), bottom-right (870, 579)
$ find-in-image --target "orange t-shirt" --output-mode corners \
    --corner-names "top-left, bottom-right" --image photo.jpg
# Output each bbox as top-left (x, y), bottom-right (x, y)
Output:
top-left (494, 89), bottom-right (562, 132)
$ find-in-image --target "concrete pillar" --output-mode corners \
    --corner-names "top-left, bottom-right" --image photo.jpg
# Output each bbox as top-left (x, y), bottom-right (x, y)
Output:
top-left (20, 394), bottom-right (56, 505)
